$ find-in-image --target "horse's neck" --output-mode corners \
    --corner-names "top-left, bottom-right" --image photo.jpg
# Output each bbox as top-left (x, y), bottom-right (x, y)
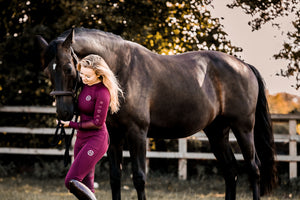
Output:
top-left (73, 35), bottom-right (128, 74)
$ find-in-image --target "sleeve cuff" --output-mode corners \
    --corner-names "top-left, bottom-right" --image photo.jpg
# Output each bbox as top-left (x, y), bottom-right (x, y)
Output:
top-left (69, 121), bottom-right (79, 129)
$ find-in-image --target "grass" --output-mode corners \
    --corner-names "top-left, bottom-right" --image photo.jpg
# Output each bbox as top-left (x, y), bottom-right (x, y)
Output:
top-left (0, 174), bottom-right (299, 200)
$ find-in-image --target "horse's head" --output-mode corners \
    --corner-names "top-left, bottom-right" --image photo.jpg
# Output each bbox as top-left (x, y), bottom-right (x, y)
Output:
top-left (37, 29), bottom-right (80, 120)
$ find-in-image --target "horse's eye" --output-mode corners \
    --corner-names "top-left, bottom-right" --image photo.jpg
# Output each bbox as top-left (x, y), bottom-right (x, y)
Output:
top-left (43, 67), bottom-right (51, 78)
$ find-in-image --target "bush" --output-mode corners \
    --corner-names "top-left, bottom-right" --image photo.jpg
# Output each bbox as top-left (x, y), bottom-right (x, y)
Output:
top-left (0, 161), bottom-right (16, 177)
top-left (33, 160), bottom-right (68, 178)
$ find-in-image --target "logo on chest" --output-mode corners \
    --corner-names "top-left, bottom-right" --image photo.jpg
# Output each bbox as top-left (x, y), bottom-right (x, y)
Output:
top-left (85, 95), bottom-right (92, 101)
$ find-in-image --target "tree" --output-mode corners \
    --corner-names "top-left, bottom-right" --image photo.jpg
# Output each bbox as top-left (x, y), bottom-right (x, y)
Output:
top-left (228, 0), bottom-right (300, 88)
top-left (0, 0), bottom-right (241, 106)
top-left (275, 12), bottom-right (300, 89)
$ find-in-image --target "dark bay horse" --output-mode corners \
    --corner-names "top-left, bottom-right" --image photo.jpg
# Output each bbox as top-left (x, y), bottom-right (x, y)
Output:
top-left (37, 28), bottom-right (277, 200)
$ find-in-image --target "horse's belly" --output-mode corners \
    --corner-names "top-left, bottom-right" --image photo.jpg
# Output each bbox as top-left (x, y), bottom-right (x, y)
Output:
top-left (147, 116), bottom-right (209, 139)
top-left (148, 103), bottom-right (216, 139)
top-left (147, 125), bottom-right (196, 139)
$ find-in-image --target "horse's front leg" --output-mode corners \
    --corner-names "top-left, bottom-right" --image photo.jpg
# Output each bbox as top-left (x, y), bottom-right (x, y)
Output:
top-left (127, 125), bottom-right (148, 200)
top-left (107, 134), bottom-right (124, 200)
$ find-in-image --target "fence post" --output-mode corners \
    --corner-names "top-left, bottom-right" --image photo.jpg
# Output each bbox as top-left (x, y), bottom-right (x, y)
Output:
top-left (289, 119), bottom-right (297, 179)
top-left (178, 138), bottom-right (187, 180)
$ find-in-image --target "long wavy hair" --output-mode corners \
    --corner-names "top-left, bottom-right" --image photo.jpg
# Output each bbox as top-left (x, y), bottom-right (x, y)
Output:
top-left (77, 54), bottom-right (123, 114)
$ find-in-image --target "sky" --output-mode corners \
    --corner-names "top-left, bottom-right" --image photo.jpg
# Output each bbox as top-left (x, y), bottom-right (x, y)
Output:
top-left (209, 0), bottom-right (299, 96)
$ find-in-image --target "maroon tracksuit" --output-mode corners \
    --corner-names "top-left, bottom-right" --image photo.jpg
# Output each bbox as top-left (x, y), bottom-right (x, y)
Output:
top-left (66, 82), bottom-right (110, 193)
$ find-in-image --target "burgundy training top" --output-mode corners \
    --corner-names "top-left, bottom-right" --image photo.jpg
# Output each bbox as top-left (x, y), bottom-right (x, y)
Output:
top-left (69, 82), bottom-right (110, 138)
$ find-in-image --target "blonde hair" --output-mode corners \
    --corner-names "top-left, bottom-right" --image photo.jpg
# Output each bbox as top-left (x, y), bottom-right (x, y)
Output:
top-left (77, 54), bottom-right (123, 114)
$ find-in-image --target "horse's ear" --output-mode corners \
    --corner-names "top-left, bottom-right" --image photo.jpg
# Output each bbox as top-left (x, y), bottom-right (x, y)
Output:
top-left (36, 35), bottom-right (48, 50)
top-left (35, 35), bottom-right (49, 70)
top-left (62, 28), bottom-right (74, 49)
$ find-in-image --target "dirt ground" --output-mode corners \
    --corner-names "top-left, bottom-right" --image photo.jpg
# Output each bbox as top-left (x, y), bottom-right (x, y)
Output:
top-left (0, 174), bottom-right (299, 200)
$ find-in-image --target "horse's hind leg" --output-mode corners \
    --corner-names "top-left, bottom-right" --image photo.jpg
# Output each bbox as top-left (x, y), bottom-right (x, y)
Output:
top-left (231, 118), bottom-right (260, 200)
top-left (204, 118), bottom-right (238, 200)
top-left (107, 132), bottom-right (125, 200)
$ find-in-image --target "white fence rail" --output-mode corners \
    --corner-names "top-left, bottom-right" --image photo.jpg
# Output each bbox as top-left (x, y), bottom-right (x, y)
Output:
top-left (0, 106), bottom-right (300, 180)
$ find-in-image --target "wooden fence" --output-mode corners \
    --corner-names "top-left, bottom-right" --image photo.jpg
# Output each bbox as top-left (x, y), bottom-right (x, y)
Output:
top-left (0, 106), bottom-right (300, 180)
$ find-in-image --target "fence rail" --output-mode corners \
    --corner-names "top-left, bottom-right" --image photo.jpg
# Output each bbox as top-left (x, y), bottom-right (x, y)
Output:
top-left (1, 106), bottom-right (300, 180)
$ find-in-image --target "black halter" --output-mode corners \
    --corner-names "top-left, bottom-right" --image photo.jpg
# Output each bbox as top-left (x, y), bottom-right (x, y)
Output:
top-left (50, 47), bottom-right (80, 166)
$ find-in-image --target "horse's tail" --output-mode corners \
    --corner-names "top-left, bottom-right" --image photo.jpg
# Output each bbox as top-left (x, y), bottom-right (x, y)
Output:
top-left (248, 64), bottom-right (278, 195)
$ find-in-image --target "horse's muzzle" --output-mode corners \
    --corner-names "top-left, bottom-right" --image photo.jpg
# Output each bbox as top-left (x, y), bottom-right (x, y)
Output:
top-left (56, 105), bottom-right (74, 121)
top-left (58, 111), bottom-right (73, 121)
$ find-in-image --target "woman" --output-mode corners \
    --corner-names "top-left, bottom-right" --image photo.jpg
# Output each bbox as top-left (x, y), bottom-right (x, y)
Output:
top-left (60, 54), bottom-right (123, 200)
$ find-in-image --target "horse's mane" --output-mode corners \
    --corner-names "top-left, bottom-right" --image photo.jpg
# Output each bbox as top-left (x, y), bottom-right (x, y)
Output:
top-left (46, 27), bottom-right (152, 67)
top-left (57, 27), bottom-right (139, 55)
top-left (57, 27), bottom-right (123, 43)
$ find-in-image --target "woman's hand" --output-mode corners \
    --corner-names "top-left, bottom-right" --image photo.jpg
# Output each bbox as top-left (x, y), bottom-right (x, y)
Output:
top-left (61, 120), bottom-right (70, 127)
top-left (57, 120), bottom-right (70, 127)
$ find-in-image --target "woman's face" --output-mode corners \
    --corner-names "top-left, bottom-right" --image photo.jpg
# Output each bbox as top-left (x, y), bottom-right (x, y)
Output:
top-left (80, 66), bottom-right (100, 86)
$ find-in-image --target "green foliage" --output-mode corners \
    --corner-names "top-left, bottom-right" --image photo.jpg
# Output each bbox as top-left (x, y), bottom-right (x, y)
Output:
top-left (0, 26), bottom-right (53, 106)
top-left (0, 157), bottom-right (67, 178)
top-left (0, 161), bottom-right (16, 177)
top-left (33, 160), bottom-right (68, 178)
top-left (0, 0), bottom-right (241, 106)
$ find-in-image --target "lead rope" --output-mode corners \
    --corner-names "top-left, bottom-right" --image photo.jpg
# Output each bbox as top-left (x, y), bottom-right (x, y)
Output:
top-left (50, 115), bottom-right (78, 167)
top-left (51, 120), bottom-right (66, 147)
top-left (63, 113), bottom-right (78, 166)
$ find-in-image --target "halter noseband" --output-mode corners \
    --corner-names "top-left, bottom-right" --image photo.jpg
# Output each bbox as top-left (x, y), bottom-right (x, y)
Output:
top-left (50, 90), bottom-right (74, 96)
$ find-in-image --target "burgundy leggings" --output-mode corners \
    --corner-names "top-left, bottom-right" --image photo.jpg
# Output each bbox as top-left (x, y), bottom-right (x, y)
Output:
top-left (65, 132), bottom-right (109, 193)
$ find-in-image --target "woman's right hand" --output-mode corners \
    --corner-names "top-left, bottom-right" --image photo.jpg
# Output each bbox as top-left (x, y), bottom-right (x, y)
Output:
top-left (60, 120), bottom-right (70, 127)
top-left (56, 120), bottom-right (70, 128)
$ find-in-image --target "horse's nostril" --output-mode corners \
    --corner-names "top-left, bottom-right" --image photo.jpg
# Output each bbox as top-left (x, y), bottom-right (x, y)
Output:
top-left (58, 110), bottom-right (71, 121)
top-left (63, 111), bottom-right (71, 120)
top-left (62, 110), bottom-right (74, 121)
